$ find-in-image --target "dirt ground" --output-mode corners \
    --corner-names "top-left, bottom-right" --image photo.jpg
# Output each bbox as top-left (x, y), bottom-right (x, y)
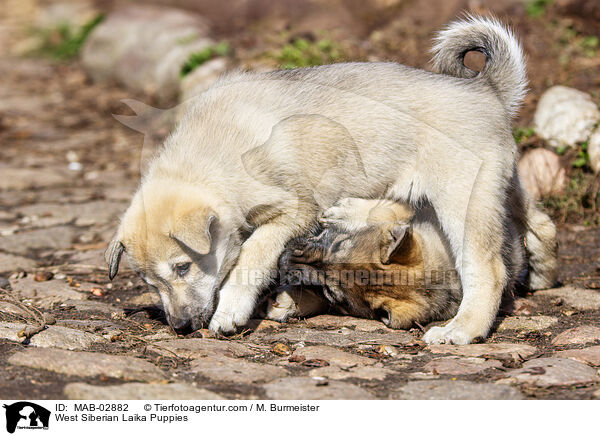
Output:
top-left (0, 0), bottom-right (599, 400)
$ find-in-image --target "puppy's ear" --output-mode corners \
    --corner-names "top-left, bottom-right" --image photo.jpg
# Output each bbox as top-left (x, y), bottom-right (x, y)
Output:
top-left (170, 209), bottom-right (217, 255)
top-left (106, 237), bottom-right (125, 280)
top-left (380, 224), bottom-right (411, 265)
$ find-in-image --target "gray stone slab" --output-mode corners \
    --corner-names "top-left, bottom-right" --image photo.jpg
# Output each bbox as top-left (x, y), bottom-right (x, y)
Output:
top-left (263, 377), bottom-right (376, 400)
top-left (64, 382), bottom-right (224, 400)
top-left (392, 380), bottom-right (523, 400)
top-left (7, 348), bottom-right (166, 381)
top-left (501, 357), bottom-right (599, 387)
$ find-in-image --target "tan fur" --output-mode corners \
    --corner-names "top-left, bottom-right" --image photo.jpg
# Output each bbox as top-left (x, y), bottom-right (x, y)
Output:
top-left (272, 200), bottom-right (462, 329)
top-left (107, 16), bottom-right (558, 343)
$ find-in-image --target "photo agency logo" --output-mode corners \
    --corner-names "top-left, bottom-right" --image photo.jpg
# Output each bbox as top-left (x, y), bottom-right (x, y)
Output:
top-left (2, 402), bottom-right (50, 434)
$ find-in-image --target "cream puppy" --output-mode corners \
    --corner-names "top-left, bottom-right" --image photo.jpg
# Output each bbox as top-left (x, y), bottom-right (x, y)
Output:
top-left (107, 16), bottom-right (557, 344)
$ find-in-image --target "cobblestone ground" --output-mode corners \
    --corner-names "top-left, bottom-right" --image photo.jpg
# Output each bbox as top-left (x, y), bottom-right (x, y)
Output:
top-left (1, 57), bottom-right (600, 400)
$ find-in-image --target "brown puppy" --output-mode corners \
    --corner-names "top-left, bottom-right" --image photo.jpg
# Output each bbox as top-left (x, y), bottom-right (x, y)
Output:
top-left (269, 200), bottom-right (469, 329)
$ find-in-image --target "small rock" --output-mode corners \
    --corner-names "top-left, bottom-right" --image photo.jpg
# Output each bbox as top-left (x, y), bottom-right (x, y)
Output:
top-left (534, 86), bottom-right (600, 148)
top-left (33, 271), bottom-right (54, 282)
top-left (263, 377), bottom-right (375, 400)
top-left (535, 286), bottom-right (600, 311)
top-left (501, 357), bottom-right (599, 387)
top-left (374, 344), bottom-right (398, 357)
top-left (282, 345), bottom-right (375, 369)
top-left (517, 148), bottom-right (567, 199)
top-left (552, 326), bottom-right (600, 346)
top-left (589, 127), bottom-right (600, 174)
top-left (190, 355), bottom-right (288, 383)
top-left (496, 315), bottom-right (558, 333)
top-left (423, 356), bottom-right (502, 375)
top-left (392, 380), bottom-right (523, 400)
top-left (64, 382), bottom-right (224, 400)
top-left (427, 343), bottom-right (537, 361)
top-left (555, 346), bottom-right (600, 366)
top-left (271, 343), bottom-right (292, 356)
top-left (8, 348), bottom-right (166, 381)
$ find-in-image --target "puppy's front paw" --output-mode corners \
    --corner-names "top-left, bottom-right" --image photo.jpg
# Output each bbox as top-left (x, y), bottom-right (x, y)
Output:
top-left (208, 310), bottom-right (249, 335)
top-left (319, 199), bottom-right (355, 228)
top-left (422, 322), bottom-right (480, 345)
top-left (208, 290), bottom-right (256, 335)
top-left (265, 292), bottom-right (298, 322)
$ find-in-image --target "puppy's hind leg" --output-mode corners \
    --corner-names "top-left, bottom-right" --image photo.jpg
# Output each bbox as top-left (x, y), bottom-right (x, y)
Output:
top-left (520, 189), bottom-right (558, 289)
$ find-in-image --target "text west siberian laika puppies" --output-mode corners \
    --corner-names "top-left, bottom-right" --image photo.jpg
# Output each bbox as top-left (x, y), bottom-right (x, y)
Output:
top-left (106, 16), bottom-right (557, 344)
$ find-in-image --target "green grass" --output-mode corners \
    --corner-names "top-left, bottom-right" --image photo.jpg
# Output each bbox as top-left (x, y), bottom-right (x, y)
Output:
top-left (542, 168), bottom-right (600, 224)
top-left (36, 14), bottom-right (104, 60)
top-left (526, 0), bottom-right (552, 18)
top-left (581, 36), bottom-right (599, 57)
top-left (513, 126), bottom-right (535, 144)
top-left (180, 41), bottom-right (231, 77)
top-left (274, 37), bottom-right (345, 69)
top-left (572, 141), bottom-right (590, 168)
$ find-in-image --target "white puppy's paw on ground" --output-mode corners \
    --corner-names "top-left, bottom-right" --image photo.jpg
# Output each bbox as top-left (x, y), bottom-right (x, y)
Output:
top-left (422, 322), bottom-right (480, 345)
top-left (208, 289), bottom-right (256, 334)
top-left (208, 310), bottom-right (248, 335)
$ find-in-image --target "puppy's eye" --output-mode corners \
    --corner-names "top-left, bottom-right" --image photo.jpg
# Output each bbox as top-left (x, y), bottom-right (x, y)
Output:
top-left (174, 262), bottom-right (191, 277)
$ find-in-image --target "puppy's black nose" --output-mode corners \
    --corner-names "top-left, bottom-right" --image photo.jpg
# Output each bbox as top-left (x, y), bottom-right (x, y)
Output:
top-left (169, 317), bottom-right (195, 335)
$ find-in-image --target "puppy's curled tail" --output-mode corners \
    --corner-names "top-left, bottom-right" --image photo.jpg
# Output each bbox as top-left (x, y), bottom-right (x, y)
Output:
top-left (431, 15), bottom-right (527, 118)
